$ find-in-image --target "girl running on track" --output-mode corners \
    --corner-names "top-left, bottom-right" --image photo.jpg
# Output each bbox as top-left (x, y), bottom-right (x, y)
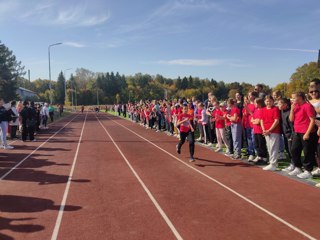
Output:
top-left (176, 104), bottom-right (195, 162)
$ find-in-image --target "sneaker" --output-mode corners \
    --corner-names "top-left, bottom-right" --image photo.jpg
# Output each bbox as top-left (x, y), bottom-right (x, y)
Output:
top-left (196, 137), bottom-right (202, 141)
top-left (189, 157), bottom-right (195, 162)
top-left (316, 183), bottom-right (320, 188)
top-left (32, 139), bottom-right (37, 142)
top-left (248, 155), bottom-right (255, 162)
top-left (278, 152), bottom-right (286, 160)
top-left (232, 155), bottom-right (241, 160)
top-left (263, 164), bottom-right (277, 171)
top-left (252, 156), bottom-right (261, 163)
top-left (288, 167), bottom-right (303, 176)
top-left (207, 142), bottom-right (212, 146)
top-left (0, 145), bottom-right (4, 149)
top-left (4, 145), bottom-right (14, 149)
top-left (225, 152), bottom-right (233, 157)
top-left (311, 167), bottom-right (320, 176)
top-left (297, 171), bottom-right (312, 179)
top-left (156, 130), bottom-right (160, 132)
top-left (282, 164), bottom-right (295, 173)
top-left (215, 148), bottom-right (222, 152)
top-left (176, 144), bottom-right (181, 154)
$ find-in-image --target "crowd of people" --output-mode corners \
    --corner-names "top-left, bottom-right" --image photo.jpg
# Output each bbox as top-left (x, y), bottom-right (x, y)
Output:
top-left (0, 99), bottom-right (58, 148)
top-left (114, 80), bottom-right (320, 188)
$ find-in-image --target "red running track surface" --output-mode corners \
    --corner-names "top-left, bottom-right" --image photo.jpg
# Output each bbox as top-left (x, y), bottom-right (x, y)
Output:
top-left (0, 112), bottom-right (319, 240)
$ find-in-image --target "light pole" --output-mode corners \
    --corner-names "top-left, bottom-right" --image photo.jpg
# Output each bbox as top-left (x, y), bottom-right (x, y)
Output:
top-left (63, 68), bottom-right (72, 105)
top-left (48, 42), bottom-right (62, 104)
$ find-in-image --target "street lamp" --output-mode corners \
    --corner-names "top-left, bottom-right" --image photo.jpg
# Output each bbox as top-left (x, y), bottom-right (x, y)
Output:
top-left (48, 42), bottom-right (62, 104)
top-left (63, 68), bottom-right (72, 105)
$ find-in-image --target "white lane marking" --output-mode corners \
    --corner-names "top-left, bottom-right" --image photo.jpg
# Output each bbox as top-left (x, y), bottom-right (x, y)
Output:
top-left (105, 114), bottom-right (317, 240)
top-left (51, 111), bottom-right (88, 240)
top-left (0, 114), bottom-right (80, 181)
top-left (96, 115), bottom-right (183, 240)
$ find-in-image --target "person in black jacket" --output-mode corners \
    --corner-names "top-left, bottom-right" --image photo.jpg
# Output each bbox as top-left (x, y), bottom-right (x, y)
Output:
top-left (0, 98), bottom-right (14, 149)
top-left (20, 100), bottom-right (36, 142)
top-left (278, 98), bottom-right (294, 172)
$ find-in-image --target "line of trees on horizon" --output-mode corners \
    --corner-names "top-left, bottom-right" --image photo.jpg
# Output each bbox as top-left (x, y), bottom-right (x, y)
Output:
top-left (1, 41), bottom-right (319, 105)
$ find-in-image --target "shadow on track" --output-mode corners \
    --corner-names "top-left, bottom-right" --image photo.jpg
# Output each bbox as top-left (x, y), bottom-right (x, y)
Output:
top-left (194, 157), bottom-right (254, 168)
top-left (0, 195), bottom-right (82, 239)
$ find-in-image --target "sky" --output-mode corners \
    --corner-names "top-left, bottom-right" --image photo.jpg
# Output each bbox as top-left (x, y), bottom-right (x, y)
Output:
top-left (1, 0), bottom-right (319, 87)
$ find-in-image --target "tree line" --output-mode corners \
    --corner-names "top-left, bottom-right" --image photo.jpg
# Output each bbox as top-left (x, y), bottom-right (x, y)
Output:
top-left (1, 41), bottom-right (319, 105)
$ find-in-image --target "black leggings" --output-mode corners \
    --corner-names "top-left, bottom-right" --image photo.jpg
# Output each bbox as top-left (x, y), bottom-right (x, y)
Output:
top-left (254, 134), bottom-right (268, 158)
top-left (178, 131), bottom-right (195, 158)
top-left (291, 132), bottom-right (318, 171)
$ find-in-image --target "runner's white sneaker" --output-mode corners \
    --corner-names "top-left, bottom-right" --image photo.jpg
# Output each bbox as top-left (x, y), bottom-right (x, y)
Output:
top-left (297, 171), bottom-right (312, 179)
top-left (252, 156), bottom-right (260, 163)
top-left (311, 167), bottom-right (320, 176)
top-left (263, 164), bottom-right (277, 171)
top-left (215, 148), bottom-right (222, 152)
top-left (316, 183), bottom-right (320, 188)
top-left (288, 167), bottom-right (303, 176)
top-left (282, 164), bottom-right (295, 173)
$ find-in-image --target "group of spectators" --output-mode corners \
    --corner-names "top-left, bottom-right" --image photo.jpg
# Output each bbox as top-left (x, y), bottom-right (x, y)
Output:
top-left (0, 99), bottom-right (57, 149)
top-left (116, 80), bottom-right (320, 188)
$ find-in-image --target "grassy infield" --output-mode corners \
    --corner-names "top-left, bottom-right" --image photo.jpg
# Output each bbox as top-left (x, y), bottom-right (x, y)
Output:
top-left (108, 110), bottom-right (320, 185)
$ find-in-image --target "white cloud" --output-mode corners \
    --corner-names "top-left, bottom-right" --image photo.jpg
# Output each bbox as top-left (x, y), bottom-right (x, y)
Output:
top-left (156, 58), bottom-right (252, 68)
top-left (64, 42), bottom-right (86, 48)
top-left (253, 46), bottom-right (318, 53)
top-left (19, 0), bottom-right (110, 27)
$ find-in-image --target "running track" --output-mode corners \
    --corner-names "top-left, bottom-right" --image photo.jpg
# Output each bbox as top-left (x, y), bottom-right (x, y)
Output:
top-left (1, 112), bottom-right (319, 240)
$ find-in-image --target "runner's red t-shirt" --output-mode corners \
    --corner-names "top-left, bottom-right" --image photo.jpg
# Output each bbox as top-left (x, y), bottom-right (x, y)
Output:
top-left (213, 109), bottom-right (225, 128)
top-left (261, 106), bottom-right (281, 134)
top-left (230, 106), bottom-right (241, 124)
top-left (178, 113), bottom-right (192, 133)
top-left (293, 102), bottom-right (316, 133)
top-left (252, 108), bottom-right (263, 134)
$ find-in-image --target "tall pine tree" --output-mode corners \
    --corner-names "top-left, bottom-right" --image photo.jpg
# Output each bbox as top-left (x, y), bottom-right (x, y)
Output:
top-left (56, 71), bottom-right (66, 104)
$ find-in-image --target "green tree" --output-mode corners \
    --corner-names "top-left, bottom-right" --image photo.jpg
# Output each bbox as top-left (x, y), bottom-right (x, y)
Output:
top-left (56, 71), bottom-right (66, 104)
top-left (0, 41), bottom-right (25, 101)
top-left (287, 62), bottom-right (320, 95)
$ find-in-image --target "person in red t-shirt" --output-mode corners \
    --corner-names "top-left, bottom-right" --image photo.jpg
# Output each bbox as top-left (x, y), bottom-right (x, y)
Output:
top-left (243, 91), bottom-right (258, 161)
top-left (251, 98), bottom-right (268, 165)
top-left (213, 102), bottom-right (230, 153)
top-left (260, 95), bottom-right (281, 171)
top-left (176, 105), bottom-right (195, 162)
top-left (289, 91), bottom-right (317, 179)
top-left (226, 98), bottom-right (242, 159)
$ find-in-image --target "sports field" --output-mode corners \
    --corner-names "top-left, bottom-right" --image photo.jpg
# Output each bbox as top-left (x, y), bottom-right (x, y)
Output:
top-left (1, 112), bottom-right (319, 240)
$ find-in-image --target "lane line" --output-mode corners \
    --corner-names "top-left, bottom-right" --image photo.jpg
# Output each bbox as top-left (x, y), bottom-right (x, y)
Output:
top-left (96, 115), bottom-right (183, 240)
top-left (51, 111), bottom-right (88, 240)
top-left (0, 114), bottom-right (80, 181)
top-left (104, 114), bottom-right (317, 240)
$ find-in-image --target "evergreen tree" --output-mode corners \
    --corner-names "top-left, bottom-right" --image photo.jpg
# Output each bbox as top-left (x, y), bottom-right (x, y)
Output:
top-left (56, 71), bottom-right (66, 104)
top-left (0, 41), bottom-right (25, 101)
